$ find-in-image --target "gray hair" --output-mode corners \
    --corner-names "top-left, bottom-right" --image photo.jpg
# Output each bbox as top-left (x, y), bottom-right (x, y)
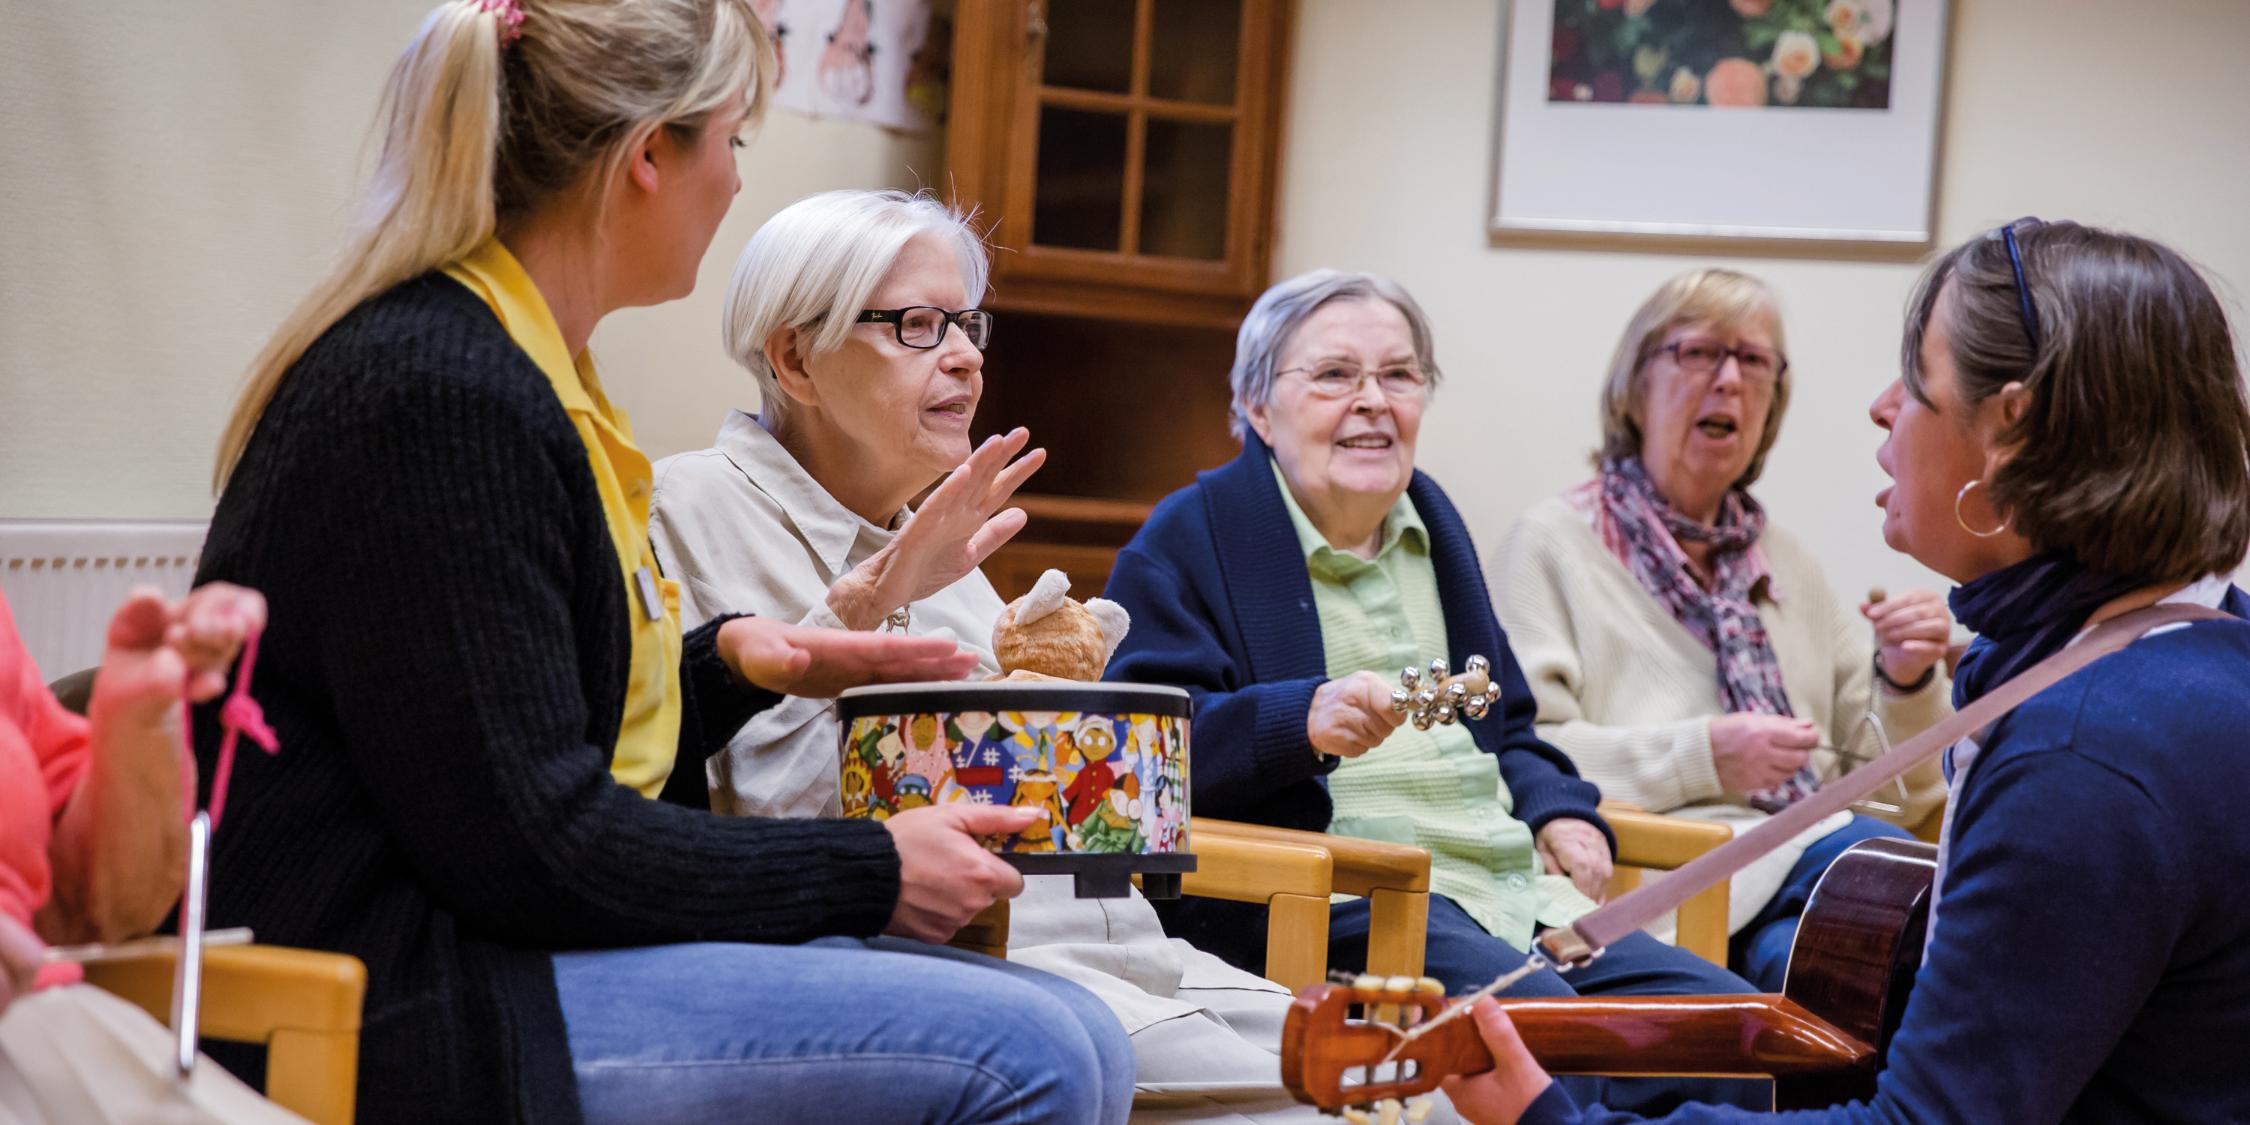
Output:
top-left (722, 189), bottom-right (988, 425)
top-left (1228, 269), bottom-right (1443, 441)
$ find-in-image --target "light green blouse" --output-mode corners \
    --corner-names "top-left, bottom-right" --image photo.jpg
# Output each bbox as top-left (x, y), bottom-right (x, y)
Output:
top-left (1272, 461), bottom-right (1594, 948)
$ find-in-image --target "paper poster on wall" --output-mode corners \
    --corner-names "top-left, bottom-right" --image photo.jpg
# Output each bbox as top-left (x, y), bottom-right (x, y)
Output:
top-left (755, 0), bottom-right (948, 134)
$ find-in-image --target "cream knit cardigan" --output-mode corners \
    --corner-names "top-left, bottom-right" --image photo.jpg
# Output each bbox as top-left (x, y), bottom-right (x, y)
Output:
top-left (1492, 495), bottom-right (1950, 935)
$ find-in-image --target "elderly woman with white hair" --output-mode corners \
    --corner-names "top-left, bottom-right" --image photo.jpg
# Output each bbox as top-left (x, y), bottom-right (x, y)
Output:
top-left (1490, 268), bottom-right (1952, 993)
top-left (1103, 269), bottom-right (1762, 1116)
top-left (650, 190), bottom-right (1387, 1123)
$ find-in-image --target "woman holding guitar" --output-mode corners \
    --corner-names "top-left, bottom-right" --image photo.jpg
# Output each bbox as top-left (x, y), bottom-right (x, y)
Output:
top-left (1447, 220), bottom-right (2250, 1123)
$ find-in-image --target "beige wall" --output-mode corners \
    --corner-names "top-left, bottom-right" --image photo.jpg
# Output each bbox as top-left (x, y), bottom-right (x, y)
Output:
top-left (0, 0), bottom-right (936, 520)
top-left (6, 0), bottom-right (2248, 606)
top-left (1276, 0), bottom-right (2250, 602)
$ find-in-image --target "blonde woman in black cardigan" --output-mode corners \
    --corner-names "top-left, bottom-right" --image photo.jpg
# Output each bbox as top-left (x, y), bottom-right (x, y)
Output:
top-left (192, 3), bottom-right (1130, 1122)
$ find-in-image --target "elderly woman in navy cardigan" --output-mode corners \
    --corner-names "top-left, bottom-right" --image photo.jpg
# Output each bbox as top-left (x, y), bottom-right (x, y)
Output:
top-left (1104, 269), bottom-right (1760, 1115)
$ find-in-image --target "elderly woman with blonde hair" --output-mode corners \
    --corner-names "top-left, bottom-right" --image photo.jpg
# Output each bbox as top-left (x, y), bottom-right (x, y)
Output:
top-left (651, 189), bottom-right (1385, 1123)
top-left (1491, 268), bottom-right (1952, 991)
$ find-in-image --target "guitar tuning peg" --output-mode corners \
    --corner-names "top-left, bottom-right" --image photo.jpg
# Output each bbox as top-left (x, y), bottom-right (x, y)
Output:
top-left (1382, 975), bottom-right (1418, 995)
top-left (1414, 976), bottom-right (1445, 996)
top-left (1342, 1109), bottom-right (1374, 1125)
top-left (1376, 1100), bottom-right (1405, 1125)
top-left (1465, 654), bottom-right (1490, 677)
top-left (1405, 1097), bottom-right (1438, 1123)
top-left (1351, 973), bottom-right (1385, 992)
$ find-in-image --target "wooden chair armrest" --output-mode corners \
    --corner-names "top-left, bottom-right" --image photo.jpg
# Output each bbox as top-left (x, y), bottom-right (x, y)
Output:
top-left (1193, 818), bottom-right (1430, 896)
top-left (85, 944), bottom-right (365, 1125)
top-left (1599, 802), bottom-right (1733, 869)
top-left (1180, 831), bottom-right (1334, 903)
top-left (1192, 818), bottom-right (1433, 981)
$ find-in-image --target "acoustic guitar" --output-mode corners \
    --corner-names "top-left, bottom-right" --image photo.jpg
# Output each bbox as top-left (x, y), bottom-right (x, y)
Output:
top-left (1280, 837), bottom-right (1938, 1115)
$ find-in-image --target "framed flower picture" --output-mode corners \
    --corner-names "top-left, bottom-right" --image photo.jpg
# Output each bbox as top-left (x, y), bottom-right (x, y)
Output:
top-left (1490, 0), bottom-right (1951, 249)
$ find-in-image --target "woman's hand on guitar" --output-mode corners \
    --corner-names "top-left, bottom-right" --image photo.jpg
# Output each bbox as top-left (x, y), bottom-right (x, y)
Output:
top-left (1439, 998), bottom-right (1560, 1125)
top-left (880, 804), bottom-right (1041, 943)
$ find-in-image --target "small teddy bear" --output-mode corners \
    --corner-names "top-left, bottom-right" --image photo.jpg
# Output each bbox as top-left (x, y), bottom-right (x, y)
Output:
top-left (991, 569), bottom-right (1131, 682)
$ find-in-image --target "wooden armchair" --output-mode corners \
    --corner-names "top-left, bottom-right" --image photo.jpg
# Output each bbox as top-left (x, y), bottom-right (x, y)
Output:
top-left (949, 820), bottom-right (1434, 997)
top-left (1599, 801), bottom-right (1734, 965)
top-left (84, 944), bottom-right (367, 1125)
top-left (1190, 818), bottom-right (1431, 992)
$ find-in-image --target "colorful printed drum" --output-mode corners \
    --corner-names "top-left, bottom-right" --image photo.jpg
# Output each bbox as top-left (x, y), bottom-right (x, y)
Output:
top-left (836, 682), bottom-right (1195, 898)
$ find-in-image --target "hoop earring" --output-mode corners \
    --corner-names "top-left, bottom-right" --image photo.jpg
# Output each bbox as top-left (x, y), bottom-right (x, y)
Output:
top-left (1955, 479), bottom-right (2009, 538)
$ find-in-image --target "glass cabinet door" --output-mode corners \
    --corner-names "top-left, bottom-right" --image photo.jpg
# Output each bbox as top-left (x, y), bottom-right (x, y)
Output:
top-left (1027, 0), bottom-right (1245, 263)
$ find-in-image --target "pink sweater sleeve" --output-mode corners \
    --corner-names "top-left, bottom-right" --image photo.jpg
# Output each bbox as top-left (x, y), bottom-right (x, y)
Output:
top-left (0, 591), bottom-right (92, 932)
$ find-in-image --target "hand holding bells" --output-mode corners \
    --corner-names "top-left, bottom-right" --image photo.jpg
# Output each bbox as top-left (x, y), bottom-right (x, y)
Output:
top-left (1390, 655), bottom-right (1497, 730)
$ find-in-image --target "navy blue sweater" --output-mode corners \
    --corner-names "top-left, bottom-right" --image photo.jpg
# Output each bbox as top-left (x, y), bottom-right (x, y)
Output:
top-left (1102, 436), bottom-right (1607, 848)
top-left (1521, 599), bottom-right (2250, 1124)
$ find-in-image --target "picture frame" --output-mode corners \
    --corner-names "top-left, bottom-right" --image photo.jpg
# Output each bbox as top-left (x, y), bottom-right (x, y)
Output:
top-left (1490, 0), bottom-right (1951, 251)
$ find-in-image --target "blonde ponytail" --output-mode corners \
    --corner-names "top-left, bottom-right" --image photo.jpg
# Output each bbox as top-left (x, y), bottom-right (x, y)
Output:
top-left (214, 0), bottom-right (769, 489)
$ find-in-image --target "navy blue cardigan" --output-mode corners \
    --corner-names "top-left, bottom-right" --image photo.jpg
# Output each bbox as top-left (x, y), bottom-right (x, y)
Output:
top-left (1103, 435), bottom-right (1608, 847)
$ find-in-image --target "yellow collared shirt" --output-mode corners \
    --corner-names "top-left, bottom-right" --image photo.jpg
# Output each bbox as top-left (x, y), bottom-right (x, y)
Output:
top-left (444, 239), bottom-right (684, 797)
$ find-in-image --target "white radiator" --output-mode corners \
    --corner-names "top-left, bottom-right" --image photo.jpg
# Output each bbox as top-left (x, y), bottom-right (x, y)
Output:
top-left (0, 520), bottom-right (209, 680)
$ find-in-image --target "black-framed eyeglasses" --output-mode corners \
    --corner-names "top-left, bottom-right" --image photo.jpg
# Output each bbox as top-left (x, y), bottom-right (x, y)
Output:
top-left (855, 306), bottom-right (993, 350)
top-left (1998, 217), bottom-right (2043, 353)
top-left (1655, 336), bottom-right (1788, 384)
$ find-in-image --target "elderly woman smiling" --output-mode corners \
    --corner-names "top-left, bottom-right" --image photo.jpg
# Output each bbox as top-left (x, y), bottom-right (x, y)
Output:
top-left (650, 190), bottom-right (1369, 1120)
top-left (1491, 269), bottom-right (1952, 991)
top-left (1104, 269), bottom-right (1760, 1116)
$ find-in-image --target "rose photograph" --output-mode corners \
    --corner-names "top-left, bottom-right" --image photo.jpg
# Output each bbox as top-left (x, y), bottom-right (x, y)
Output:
top-left (1547, 0), bottom-right (1895, 110)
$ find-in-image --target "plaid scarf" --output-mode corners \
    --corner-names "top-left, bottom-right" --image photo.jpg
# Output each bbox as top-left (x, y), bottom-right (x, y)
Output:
top-left (1586, 457), bottom-right (1811, 812)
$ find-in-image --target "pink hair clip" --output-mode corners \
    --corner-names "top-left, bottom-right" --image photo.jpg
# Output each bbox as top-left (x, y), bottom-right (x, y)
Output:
top-left (477, 0), bottom-right (528, 48)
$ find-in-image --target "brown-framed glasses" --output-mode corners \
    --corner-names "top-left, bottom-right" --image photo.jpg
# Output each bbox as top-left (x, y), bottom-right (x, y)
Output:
top-left (1656, 336), bottom-right (1788, 384)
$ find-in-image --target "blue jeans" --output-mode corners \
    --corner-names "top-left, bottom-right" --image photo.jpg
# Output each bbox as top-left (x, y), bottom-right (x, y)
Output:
top-left (1730, 813), bottom-right (1915, 991)
top-left (1330, 894), bottom-right (1770, 1115)
top-left (555, 936), bottom-right (1134, 1124)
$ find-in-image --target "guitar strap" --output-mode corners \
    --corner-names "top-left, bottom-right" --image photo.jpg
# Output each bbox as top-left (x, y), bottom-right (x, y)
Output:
top-left (1537, 601), bottom-right (2231, 965)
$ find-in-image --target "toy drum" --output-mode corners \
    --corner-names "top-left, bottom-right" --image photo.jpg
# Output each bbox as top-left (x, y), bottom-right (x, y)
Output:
top-left (836, 681), bottom-right (1195, 898)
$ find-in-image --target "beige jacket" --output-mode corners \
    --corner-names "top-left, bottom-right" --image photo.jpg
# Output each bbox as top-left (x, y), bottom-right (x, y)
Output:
top-left (1492, 495), bottom-right (1949, 934)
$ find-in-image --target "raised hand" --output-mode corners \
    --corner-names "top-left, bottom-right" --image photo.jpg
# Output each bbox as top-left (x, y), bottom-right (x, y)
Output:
top-left (1864, 587), bottom-right (1951, 690)
top-left (826, 427), bottom-right (1047, 630)
top-left (717, 616), bottom-right (979, 697)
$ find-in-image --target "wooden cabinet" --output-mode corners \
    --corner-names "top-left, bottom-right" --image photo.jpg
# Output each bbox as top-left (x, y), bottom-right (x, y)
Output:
top-left (948, 0), bottom-right (1294, 600)
top-left (949, 0), bottom-right (1292, 327)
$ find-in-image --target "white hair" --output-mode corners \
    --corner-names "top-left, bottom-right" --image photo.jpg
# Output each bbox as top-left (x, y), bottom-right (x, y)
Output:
top-left (1227, 268), bottom-right (1443, 441)
top-left (722, 189), bottom-right (989, 424)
